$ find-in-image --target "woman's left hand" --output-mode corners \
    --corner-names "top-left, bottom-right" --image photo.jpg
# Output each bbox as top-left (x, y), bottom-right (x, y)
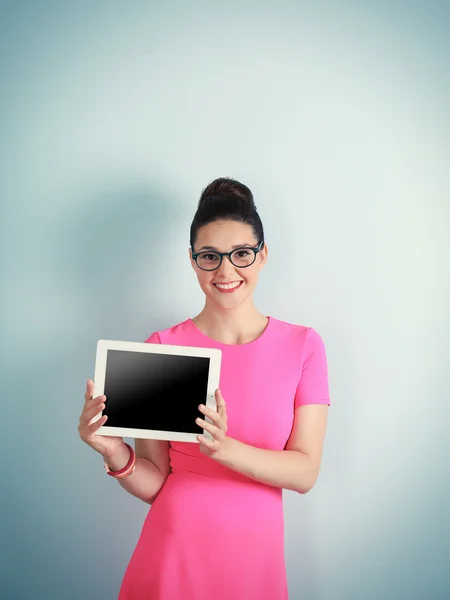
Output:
top-left (196, 388), bottom-right (228, 458)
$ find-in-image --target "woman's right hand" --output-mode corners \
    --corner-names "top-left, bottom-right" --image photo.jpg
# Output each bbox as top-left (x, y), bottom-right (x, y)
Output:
top-left (78, 379), bottom-right (124, 458)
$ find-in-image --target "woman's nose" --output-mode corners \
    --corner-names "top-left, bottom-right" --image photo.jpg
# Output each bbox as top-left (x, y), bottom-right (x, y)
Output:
top-left (216, 256), bottom-right (238, 276)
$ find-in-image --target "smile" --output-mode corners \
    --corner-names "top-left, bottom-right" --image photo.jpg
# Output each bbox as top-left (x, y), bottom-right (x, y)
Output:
top-left (213, 281), bottom-right (243, 293)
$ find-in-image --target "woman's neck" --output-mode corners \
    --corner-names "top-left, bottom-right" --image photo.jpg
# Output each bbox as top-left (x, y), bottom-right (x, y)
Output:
top-left (191, 306), bottom-right (269, 345)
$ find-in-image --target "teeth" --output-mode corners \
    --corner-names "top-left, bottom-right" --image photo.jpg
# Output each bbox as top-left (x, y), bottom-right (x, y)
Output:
top-left (215, 282), bottom-right (241, 290)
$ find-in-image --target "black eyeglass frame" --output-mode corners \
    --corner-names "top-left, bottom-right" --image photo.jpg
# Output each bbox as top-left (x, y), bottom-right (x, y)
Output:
top-left (191, 241), bottom-right (265, 271)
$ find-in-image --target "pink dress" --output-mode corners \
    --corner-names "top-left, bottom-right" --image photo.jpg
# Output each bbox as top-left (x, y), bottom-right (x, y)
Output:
top-left (118, 316), bottom-right (330, 599)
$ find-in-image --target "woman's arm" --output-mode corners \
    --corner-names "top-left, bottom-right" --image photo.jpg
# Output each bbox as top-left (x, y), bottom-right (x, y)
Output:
top-left (213, 404), bottom-right (329, 494)
top-left (104, 439), bottom-right (171, 504)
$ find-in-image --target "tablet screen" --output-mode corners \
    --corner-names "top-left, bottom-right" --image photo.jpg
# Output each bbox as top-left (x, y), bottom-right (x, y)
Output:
top-left (103, 349), bottom-right (210, 434)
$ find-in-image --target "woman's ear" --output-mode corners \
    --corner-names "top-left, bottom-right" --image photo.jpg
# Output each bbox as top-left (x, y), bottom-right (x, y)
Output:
top-left (189, 248), bottom-right (196, 270)
top-left (260, 243), bottom-right (268, 268)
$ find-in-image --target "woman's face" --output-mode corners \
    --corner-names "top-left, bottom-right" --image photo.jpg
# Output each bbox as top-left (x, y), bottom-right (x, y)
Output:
top-left (189, 220), bottom-right (268, 308)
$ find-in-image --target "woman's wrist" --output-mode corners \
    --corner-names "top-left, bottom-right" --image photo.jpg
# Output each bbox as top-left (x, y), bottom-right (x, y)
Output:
top-left (102, 442), bottom-right (130, 471)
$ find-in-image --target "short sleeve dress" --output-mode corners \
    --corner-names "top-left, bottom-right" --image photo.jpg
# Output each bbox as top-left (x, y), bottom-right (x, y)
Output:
top-left (118, 316), bottom-right (330, 600)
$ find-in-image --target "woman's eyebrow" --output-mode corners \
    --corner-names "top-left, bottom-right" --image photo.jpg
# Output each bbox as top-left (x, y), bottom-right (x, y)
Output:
top-left (198, 243), bottom-right (252, 251)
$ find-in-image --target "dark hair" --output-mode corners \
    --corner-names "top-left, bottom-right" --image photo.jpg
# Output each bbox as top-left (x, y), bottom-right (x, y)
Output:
top-left (189, 177), bottom-right (265, 250)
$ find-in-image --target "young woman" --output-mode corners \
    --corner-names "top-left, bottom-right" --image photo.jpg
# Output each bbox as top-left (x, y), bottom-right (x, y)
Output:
top-left (78, 177), bottom-right (330, 599)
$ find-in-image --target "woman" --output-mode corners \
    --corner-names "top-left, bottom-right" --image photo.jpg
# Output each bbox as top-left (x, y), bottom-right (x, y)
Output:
top-left (78, 177), bottom-right (330, 599)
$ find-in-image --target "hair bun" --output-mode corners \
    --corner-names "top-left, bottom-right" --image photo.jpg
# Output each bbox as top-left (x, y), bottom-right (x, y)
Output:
top-left (199, 177), bottom-right (255, 209)
top-left (190, 177), bottom-right (264, 249)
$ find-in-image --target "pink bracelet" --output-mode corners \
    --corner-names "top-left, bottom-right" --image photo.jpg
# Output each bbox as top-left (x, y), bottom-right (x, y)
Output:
top-left (104, 443), bottom-right (136, 479)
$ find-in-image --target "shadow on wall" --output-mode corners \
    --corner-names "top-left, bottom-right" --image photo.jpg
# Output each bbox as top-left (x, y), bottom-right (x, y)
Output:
top-left (3, 179), bottom-right (182, 473)
top-left (57, 181), bottom-right (180, 343)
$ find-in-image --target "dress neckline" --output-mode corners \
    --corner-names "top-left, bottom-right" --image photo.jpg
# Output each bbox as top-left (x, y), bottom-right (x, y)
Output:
top-left (187, 316), bottom-right (272, 348)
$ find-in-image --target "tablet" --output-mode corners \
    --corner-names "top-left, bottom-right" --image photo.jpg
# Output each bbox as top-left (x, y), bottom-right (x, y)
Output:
top-left (92, 339), bottom-right (222, 443)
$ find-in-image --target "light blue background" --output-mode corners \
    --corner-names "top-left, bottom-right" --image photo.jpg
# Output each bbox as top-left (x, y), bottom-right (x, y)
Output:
top-left (1, 2), bottom-right (449, 598)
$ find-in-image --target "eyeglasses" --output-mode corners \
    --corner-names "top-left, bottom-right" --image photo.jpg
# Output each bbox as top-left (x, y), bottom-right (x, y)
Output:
top-left (191, 241), bottom-right (265, 271)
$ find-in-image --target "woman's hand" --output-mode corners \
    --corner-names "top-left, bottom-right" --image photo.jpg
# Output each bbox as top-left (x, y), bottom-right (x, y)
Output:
top-left (78, 379), bottom-right (124, 458)
top-left (196, 388), bottom-right (228, 458)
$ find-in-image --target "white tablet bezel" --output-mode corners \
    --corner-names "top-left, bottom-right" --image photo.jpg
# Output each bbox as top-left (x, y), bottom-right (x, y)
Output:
top-left (92, 339), bottom-right (222, 443)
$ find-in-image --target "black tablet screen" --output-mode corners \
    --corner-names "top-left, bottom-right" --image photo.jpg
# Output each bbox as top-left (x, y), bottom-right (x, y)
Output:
top-left (103, 350), bottom-right (210, 434)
